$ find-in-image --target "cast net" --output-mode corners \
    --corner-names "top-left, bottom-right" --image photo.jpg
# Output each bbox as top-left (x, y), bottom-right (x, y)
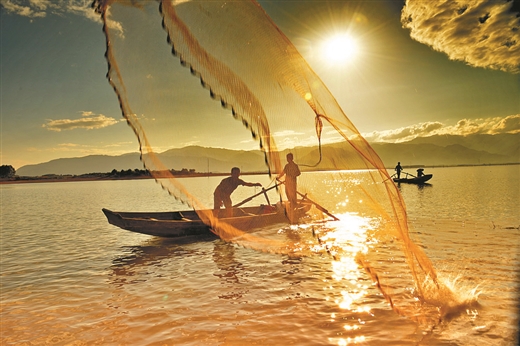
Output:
top-left (93, 0), bottom-right (476, 326)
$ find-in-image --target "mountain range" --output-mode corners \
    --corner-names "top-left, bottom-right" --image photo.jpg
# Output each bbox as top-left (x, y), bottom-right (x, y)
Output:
top-left (16, 133), bottom-right (519, 176)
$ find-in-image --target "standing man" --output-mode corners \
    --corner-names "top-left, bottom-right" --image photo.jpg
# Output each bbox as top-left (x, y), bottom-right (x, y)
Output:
top-left (214, 167), bottom-right (262, 217)
top-left (395, 162), bottom-right (403, 180)
top-left (277, 153), bottom-right (301, 208)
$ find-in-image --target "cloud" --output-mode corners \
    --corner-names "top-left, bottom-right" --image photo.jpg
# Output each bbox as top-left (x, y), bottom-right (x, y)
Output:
top-left (488, 113), bottom-right (520, 133)
top-left (43, 113), bottom-right (120, 131)
top-left (1, 0), bottom-right (124, 36)
top-left (0, 0), bottom-right (47, 17)
top-left (363, 114), bottom-right (520, 142)
top-left (29, 0), bottom-right (49, 10)
top-left (1, 0), bottom-right (96, 19)
top-left (401, 0), bottom-right (520, 73)
top-left (272, 130), bottom-right (306, 138)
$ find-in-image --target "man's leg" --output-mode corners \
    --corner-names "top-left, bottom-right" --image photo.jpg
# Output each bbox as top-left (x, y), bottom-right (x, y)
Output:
top-left (213, 192), bottom-right (222, 217)
top-left (286, 183), bottom-right (297, 208)
top-left (223, 196), bottom-right (233, 218)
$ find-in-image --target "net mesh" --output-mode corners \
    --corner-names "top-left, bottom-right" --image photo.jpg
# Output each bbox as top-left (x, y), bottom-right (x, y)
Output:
top-left (93, 0), bottom-right (475, 326)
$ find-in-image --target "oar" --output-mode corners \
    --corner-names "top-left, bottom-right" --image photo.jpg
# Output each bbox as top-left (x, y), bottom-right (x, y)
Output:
top-left (402, 171), bottom-right (417, 178)
top-left (295, 190), bottom-right (339, 221)
top-left (277, 178), bottom-right (339, 221)
top-left (262, 188), bottom-right (271, 206)
top-left (383, 173), bottom-right (396, 183)
top-left (232, 183), bottom-right (281, 208)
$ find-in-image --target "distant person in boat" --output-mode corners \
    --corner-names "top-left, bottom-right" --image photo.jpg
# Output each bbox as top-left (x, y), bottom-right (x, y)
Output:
top-left (277, 153), bottom-right (301, 208)
top-left (213, 167), bottom-right (262, 217)
top-left (395, 162), bottom-right (403, 179)
top-left (416, 168), bottom-right (425, 177)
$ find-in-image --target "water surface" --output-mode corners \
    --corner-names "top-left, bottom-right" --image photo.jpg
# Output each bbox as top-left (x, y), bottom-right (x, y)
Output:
top-left (1, 165), bottom-right (518, 345)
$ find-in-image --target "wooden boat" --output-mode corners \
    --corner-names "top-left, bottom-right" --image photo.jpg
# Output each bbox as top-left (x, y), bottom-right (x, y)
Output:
top-left (102, 203), bottom-right (310, 238)
top-left (393, 174), bottom-right (432, 184)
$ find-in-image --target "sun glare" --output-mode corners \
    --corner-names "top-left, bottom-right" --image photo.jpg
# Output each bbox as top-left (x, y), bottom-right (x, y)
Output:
top-left (322, 34), bottom-right (358, 64)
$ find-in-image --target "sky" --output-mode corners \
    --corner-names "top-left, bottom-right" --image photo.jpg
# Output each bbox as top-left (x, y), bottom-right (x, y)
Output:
top-left (1, 0), bottom-right (519, 170)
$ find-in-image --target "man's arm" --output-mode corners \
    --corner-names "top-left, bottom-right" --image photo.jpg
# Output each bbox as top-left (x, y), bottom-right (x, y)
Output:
top-left (243, 181), bottom-right (262, 187)
top-left (277, 166), bottom-right (286, 180)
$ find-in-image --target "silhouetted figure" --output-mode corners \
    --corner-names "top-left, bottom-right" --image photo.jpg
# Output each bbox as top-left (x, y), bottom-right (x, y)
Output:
top-left (417, 168), bottom-right (424, 177)
top-left (395, 162), bottom-right (403, 179)
top-left (213, 167), bottom-right (262, 218)
top-left (277, 153), bottom-right (301, 208)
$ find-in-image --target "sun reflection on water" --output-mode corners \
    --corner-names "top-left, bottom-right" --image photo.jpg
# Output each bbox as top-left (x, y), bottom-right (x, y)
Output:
top-left (316, 213), bottom-right (378, 345)
top-left (337, 335), bottom-right (367, 346)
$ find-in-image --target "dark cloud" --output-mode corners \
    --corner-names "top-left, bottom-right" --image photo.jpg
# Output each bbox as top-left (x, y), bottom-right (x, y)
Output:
top-left (402, 0), bottom-right (520, 73)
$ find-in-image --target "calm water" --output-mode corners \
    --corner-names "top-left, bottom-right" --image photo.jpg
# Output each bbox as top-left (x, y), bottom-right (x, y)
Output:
top-left (1, 165), bottom-right (518, 345)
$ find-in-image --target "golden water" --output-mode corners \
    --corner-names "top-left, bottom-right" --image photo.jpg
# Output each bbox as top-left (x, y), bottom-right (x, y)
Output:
top-left (1, 166), bottom-right (518, 345)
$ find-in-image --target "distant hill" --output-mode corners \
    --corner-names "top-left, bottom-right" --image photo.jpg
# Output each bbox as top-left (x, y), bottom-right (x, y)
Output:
top-left (372, 142), bottom-right (513, 167)
top-left (378, 133), bottom-right (519, 166)
top-left (15, 133), bottom-right (519, 176)
top-left (16, 153), bottom-right (143, 177)
top-left (16, 146), bottom-right (267, 176)
top-left (406, 133), bottom-right (519, 157)
top-left (157, 146), bottom-right (266, 173)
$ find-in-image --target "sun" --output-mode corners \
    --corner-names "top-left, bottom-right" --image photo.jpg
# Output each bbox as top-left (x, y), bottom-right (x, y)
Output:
top-left (322, 34), bottom-right (358, 64)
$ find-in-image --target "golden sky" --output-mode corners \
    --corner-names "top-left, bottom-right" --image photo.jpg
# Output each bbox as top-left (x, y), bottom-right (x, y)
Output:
top-left (1, 0), bottom-right (518, 169)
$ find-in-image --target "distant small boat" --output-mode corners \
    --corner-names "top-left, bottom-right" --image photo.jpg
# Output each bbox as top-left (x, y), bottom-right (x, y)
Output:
top-left (102, 203), bottom-right (310, 238)
top-left (393, 174), bottom-right (432, 184)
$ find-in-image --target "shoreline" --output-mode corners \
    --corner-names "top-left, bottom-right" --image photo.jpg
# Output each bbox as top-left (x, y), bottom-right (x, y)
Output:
top-left (0, 176), bottom-right (154, 185)
top-left (1, 163), bottom-right (518, 185)
top-left (0, 171), bottom-right (267, 185)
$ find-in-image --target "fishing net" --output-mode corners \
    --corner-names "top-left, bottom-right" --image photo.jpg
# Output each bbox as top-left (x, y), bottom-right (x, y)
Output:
top-left (93, 0), bottom-right (474, 326)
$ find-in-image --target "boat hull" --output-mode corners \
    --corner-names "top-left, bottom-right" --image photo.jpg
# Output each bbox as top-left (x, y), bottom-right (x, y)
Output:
top-left (102, 204), bottom-right (309, 238)
top-left (393, 174), bottom-right (432, 184)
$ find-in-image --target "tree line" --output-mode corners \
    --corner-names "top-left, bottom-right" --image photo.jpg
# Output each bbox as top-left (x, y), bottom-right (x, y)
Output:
top-left (0, 165), bottom-right (200, 180)
top-left (0, 165), bottom-right (15, 178)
